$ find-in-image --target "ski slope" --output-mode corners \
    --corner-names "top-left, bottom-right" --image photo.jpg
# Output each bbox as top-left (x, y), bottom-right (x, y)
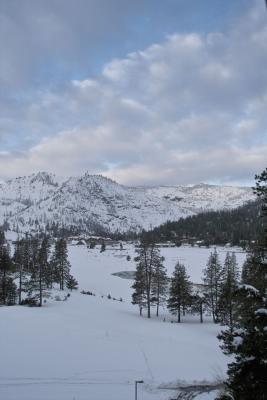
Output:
top-left (0, 244), bottom-right (246, 400)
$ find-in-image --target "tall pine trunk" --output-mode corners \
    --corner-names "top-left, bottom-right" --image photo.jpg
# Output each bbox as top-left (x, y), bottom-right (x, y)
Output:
top-left (156, 284), bottom-right (160, 317)
top-left (145, 249), bottom-right (152, 318)
top-left (2, 267), bottom-right (6, 305)
top-left (177, 302), bottom-right (181, 323)
top-left (19, 268), bottom-right (22, 305)
top-left (147, 292), bottom-right (151, 318)
top-left (200, 301), bottom-right (203, 323)
top-left (39, 263), bottom-right (42, 307)
top-left (211, 291), bottom-right (216, 323)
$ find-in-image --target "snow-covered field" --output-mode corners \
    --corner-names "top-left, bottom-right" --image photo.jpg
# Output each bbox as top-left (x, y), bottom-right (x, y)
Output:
top-left (0, 244), bottom-right (246, 400)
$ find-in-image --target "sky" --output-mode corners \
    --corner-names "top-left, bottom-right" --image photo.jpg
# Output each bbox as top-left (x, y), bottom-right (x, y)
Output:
top-left (0, 0), bottom-right (266, 186)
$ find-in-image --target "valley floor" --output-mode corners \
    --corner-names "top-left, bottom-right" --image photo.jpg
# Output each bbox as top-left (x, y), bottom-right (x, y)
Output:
top-left (0, 244), bottom-right (246, 400)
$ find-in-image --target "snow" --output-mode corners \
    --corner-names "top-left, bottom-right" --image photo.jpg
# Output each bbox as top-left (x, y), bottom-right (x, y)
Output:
top-left (145, 183), bottom-right (254, 212)
top-left (0, 244), bottom-right (240, 400)
top-left (0, 172), bottom-right (255, 234)
top-left (255, 308), bottom-right (267, 315)
top-left (159, 245), bottom-right (246, 283)
top-left (71, 244), bottom-right (246, 295)
top-left (238, 284), bottom-right (259, 294)
top-left (4, 230), bottom-right (19, 242)
top-left (232, 336), bottom-right (243, 347)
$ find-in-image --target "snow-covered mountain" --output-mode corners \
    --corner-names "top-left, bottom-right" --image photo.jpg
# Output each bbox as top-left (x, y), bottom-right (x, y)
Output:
top-left (0, 172), bottom-right (255, 234)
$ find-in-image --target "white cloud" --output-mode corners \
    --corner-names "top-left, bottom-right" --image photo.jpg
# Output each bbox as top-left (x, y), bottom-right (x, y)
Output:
top-left (0, 1), bottom-right (266, 185)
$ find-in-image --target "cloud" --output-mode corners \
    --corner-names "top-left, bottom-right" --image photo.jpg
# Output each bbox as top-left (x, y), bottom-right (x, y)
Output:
top-left (0, 1), bottom-right (266, 185)
top-left (0, 0), bottom-right (142, 87)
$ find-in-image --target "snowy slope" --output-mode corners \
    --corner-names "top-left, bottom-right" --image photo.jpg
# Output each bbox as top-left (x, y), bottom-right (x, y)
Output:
top-left (143, 183), bottom-right (255, 212)
top-left (0, 243), bottom-right (236, 400)
top-left (0, 172), bottom-right (255, 234)
top-left (0, 172), bottom-right (65, 226)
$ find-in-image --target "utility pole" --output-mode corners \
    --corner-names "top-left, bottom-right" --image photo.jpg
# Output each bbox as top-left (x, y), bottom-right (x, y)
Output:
top-left (135, 380), bottom-right (144, 400)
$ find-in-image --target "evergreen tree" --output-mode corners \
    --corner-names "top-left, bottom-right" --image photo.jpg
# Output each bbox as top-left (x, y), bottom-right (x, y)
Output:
top-left (132, 237), bottom-right (162, 318)
top-left (18, 235), bottom-right (34, 273)
top-left (66, 274), bottom-right (78, 291)
top-left (5, 278), bottom-right (17, 305)
top-left (0, 230), bottom-right (6, 248)
top-left (132, 262), bottom-right (146, 316)
top-left (13, 238), bottom-right (29, 304)
top-left (190, 289), bottom-right (209, 323)
top-left (217, 285), bottom-right (266, 400)
top-left (218, 252), bottom-right (239, 327)
top-left (167, 262), bottom-right (192, 323)
top-left (89, 240), bottom-right (96, 249)
top-left (52, 238), bottom-right (70, 290)
top-left (241, 250), bottom-right (266, 296)
top-left (217, 168), bottom-right (267, 399)
top-left (28, 237), bottom-right (40, 273)
top-left (202, 249), bottom-right (223, 323)
top-left (38, 236), bottom-right (52, 288)
top-left (26, 239), bottom-right (47, 307)
top-left (100, 241), bottom-right (106, 253)
top-left (151, 256), bottom-right (168, 317)
top-left (0, 237), bottom-right (15, 305)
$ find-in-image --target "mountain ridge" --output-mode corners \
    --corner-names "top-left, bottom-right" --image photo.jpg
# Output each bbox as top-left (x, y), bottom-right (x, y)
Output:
top-left (0, 172), bottom-right (255, 234)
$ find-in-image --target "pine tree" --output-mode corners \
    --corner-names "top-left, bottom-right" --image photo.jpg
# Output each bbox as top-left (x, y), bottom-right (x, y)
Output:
top-left (217, 168), bottom-right (267, 399)
top-left (0, 237), bottom-right (16, 305)
top-left (66, 274), bottom-right (78, 291)
top-left (132, 237), bottom-right (162, 318)
top-left (100, 241), bottom-right (106, 253)
top-left (190, 289), bottom-right (209, 323)
top-left (52, 238), bottom-right (70, 290)
top-left (22, 235), bottom-right (31, 271)
top-left (0, 230), bottom-right (6, 248)
top-left (217, 285), bottom-right (266, 400)
top-left (202, 249), bottom-right (223, 323)
top-left (241, 250), bottom-right (266, 296)
top-left (13, 238), bottom-right (28, 304)
top-left (38, 236), bottom-right (52, 288)
top-left (5, 278), bottom-right (17, 305)
top-left (167, 262), bottom-right (192, 323)
top-left (151, 256), bottom-right (168, 317)
top-left (218, 252), bottom-right (239, 327)
top-left (89, 240), bottom-right (96, 249)
top-left (26, 272), bottom-right (45, 307)
top-left (26, 240), bottom-right (46, 307)
top-left (132, 263), bottom-right (146, 316)
top-left (28, 237), bottom-right (40, 273)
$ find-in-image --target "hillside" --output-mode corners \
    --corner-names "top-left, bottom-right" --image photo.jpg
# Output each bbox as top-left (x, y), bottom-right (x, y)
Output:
top-left (149, 199), bottom-right (263, 246)
top-left (0, 172), bottom-right (255, 235)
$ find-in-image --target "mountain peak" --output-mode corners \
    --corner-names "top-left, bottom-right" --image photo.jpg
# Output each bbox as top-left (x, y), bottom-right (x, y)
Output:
top-left (29, 171), bottom-right (56, 184)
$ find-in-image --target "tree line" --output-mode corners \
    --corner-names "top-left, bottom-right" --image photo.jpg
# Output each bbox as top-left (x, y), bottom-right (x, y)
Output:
top-left (146, 199), bottom-right (263, 247)
top-left (0, 234), bottom-right (77, 307)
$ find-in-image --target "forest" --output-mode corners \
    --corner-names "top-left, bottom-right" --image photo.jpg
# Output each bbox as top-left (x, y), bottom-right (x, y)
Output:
top-left (147, 199), bottom-right (263, 247)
